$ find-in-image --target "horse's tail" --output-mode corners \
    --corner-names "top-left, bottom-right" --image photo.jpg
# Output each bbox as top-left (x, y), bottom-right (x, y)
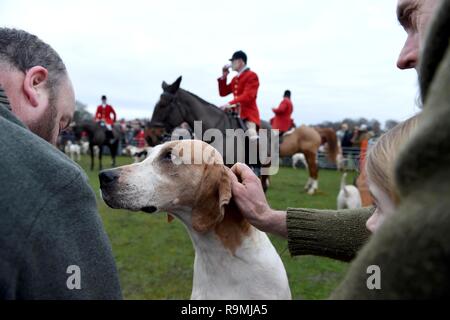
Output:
top-left (318, 128), bottom-right (338, 163)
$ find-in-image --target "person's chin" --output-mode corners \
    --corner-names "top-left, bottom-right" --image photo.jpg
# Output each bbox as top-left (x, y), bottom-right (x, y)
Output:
top-left (28, 120), bottom-right (58, 145)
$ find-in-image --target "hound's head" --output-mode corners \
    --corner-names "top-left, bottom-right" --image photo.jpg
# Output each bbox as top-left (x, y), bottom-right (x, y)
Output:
top-left (99, 140), bottom-right (232, 233)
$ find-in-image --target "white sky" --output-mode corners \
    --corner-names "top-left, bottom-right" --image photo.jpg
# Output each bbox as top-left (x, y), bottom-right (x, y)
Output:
top-left (0, 0), bottom-right (421, 126)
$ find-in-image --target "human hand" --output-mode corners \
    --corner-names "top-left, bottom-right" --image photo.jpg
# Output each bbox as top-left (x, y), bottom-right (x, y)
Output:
top-left (222, 64), bottom-right (230, 77)
top-left (228, 163), bottom-right (288, 238)
top-left (219, 104), bottom-right (229, 110)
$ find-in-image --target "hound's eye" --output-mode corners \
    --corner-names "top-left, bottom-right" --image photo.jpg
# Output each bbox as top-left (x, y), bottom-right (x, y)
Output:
top-left (162, 149), bottom-right (174, 162)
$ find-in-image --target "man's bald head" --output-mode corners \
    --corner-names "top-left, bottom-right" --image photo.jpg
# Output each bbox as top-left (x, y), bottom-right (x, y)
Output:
top-left (0, 28), bottom-right (75, 145)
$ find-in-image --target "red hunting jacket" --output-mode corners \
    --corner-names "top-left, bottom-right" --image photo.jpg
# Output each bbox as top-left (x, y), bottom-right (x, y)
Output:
top-left (218, 69), bottom-right (261, 126)
top-left (271, 97), bottom-right (293, 132)
top-left (95, 104), bottom-right (117, 125)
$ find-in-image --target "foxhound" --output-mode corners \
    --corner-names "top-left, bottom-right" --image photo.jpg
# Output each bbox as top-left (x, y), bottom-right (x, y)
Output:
top-left (65, 140), bottom-right (81, 161)
top-left (123, 145), bottom-right (153, 163)
top-left (337, 172), bottom-right (362, 210)
top-left (99, 140), bottom-right (291, 300)
top-left (292, 153), bottom-right (308, 169)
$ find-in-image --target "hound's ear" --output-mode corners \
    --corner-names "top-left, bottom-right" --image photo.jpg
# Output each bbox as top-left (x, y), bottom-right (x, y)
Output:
top-left (162, 81), bottom-right (169, 90)
top-left (192, 165), bottom-right (231, 233)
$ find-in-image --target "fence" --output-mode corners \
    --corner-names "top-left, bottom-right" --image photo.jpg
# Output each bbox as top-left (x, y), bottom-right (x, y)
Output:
top-left (282, 147), bottom-right (363, 171)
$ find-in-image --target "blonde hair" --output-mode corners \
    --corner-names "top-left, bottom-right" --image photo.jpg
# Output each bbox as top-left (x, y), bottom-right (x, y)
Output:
top-left (366, 114), bottom-right (421, 203)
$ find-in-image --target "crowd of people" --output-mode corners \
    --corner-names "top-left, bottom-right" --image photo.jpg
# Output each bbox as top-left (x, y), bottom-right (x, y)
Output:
top-left (57, 94), bottom-right (149, 155)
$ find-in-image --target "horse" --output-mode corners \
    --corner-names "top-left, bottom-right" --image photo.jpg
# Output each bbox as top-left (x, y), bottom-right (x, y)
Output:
top-left (147, 76), bottom-right (273, 190)
top-left (147, 76), bottom-right (338, 194)
top-left (75, 121), bottom-right (120, 171)
top-left (279, 126), bottom-right (338, 194)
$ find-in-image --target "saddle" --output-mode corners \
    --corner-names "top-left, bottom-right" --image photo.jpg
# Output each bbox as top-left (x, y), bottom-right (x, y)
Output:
top-left (97, 121), bottom-right (117, 143)
top-left (225, 106), bottom-right (249, 131)
top-left (223, 106), bottom-right (264, 177)
top-left (278, 127), bottom-right (296, 145)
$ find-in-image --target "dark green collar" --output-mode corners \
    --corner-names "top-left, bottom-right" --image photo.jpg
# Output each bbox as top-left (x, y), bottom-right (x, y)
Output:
top-left (0, 86), bottom-right (27, 129)
top-left (419, 0), bottom-right (450, 102)
top-left (0, 87), bottom-right (11, 109)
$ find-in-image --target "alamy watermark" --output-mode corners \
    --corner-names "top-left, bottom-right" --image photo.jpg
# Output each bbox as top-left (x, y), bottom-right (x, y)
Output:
top-left (366, 265), bottom-right (381, 290)
top-left (66, 265), bottom-right (81, 290)
top-left (168, 121), bottom-right (280, 175)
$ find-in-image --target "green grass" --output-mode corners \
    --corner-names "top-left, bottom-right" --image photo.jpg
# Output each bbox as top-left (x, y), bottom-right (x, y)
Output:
top-left (79, 155), bottom-right (357, 300)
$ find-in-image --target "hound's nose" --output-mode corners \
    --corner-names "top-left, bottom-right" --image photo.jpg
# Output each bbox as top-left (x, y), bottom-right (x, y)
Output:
top-left (99, 170), bottom-right (120, 187)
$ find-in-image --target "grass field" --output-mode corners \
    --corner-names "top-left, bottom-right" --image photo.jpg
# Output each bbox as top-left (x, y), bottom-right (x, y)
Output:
top-left (79, 155), bottom-right (357, 300)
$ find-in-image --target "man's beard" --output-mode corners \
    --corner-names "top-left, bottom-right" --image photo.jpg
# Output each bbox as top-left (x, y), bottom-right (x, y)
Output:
top-left (28, 101), bottom-right (58, 144)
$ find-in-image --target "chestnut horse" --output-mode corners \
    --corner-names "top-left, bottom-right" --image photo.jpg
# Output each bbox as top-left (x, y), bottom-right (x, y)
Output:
top-left (279, 126), bottom-right (338, 194)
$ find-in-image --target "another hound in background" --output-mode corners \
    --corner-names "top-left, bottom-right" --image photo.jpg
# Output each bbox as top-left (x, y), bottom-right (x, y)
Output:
top-left (292, 153), bottom-right (308, 169)
top-left (123, 145), bottom-right (153, 163)
top-left (99, 140), bottom-right (291, 300)
top-left (64, 141), bottom-right (81, 162)
top-left (337, 172), bottom-right (362, 210)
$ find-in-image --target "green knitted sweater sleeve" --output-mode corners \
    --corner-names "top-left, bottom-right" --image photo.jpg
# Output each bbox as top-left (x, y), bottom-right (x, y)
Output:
top-left (286, 207), bottom-right (373, 261)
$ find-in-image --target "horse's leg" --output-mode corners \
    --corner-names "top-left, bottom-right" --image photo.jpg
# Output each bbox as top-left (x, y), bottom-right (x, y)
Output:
top-left (303, 155), bottom-right (313, 191)
top-left (90, 144), bottom-right (94, 171)
top-left (304, 150), bottom-right (319, 195)
top-left (110, 143), bottom-right (117, 167)
top-left (99, 146), bottom-right (103, 171)
top-left (304, 177), bottom-right (313, 191)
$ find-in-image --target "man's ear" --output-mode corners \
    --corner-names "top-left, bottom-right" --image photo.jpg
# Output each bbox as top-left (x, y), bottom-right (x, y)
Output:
top-left (192, 165), bottom-right (231, 233)
top-left (23, 66), bottom-right (49, 107)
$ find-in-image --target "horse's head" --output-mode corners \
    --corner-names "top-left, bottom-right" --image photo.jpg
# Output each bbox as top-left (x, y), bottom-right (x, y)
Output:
top-left (149, 76), bottom-right (186, 134)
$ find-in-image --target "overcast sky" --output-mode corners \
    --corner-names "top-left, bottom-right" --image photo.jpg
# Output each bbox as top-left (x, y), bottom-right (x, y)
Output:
top-left (0, 0), bottom-right (421, 126)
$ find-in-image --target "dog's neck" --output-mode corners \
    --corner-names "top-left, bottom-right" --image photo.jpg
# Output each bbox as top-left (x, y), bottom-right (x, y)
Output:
top-left (171, 207), bottom-right (291, 300)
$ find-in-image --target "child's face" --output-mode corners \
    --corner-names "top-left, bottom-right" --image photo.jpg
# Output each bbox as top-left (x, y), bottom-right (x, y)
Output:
top-left (366, 179), bottom-right (396, 233)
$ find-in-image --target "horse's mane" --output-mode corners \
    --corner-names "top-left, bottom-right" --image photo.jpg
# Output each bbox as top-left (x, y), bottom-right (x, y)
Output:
top-left (179, 88), bottom-right (219, 110)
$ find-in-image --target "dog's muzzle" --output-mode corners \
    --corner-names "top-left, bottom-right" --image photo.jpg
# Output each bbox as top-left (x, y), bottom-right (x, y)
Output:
top-left (99, 169), bottom-right (120, 188)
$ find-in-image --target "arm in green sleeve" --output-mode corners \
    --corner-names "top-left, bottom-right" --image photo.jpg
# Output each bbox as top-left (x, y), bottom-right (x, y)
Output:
top-left (286, 207), bottom-right (374, 262)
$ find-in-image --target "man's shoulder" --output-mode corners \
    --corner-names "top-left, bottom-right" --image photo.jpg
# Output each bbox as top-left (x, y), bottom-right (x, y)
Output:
top-left (0, 112), bottom-right (95, 240)
top-left (241, 69), bottom-right (259, 81)
top-left (0, 114), bottom-right (88, 198)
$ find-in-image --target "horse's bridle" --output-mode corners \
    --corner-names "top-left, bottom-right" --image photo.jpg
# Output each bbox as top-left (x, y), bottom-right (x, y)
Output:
top-left (159, 91), bottom-right (190, 134)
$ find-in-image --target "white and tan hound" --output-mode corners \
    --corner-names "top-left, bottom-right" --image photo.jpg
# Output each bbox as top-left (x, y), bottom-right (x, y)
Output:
top-left (99, 140), bottom-right (291, 300)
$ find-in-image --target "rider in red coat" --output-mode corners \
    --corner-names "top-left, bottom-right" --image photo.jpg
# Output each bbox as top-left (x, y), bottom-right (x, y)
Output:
top-left (95, 95), bottom-right (117, 127)
top-left (218, 51), bottom-right (261, 139)
top-left (271, 90), bottom-right (294, 133)
top-left (95, 95), bottom-right (117, 142)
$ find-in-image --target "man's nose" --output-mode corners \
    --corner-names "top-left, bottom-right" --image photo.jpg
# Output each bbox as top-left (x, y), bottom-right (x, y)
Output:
top-left (99, 169), bottom-right (120, 187)
top-left (397, 33), bottom-right (419, 70)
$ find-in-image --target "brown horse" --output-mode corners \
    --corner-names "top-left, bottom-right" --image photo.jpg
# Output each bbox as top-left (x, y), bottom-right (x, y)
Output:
top-left (279, 126), bottom-right (338, 194)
